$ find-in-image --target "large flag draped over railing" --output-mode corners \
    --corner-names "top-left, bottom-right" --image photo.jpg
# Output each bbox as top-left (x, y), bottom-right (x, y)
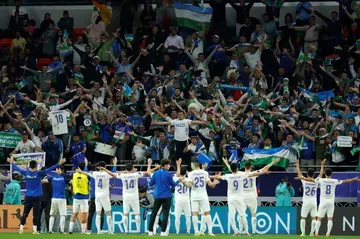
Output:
top-left (174, 2), bottom-right (213, 31)
top-left (240, 147), bottom-right (296, 169)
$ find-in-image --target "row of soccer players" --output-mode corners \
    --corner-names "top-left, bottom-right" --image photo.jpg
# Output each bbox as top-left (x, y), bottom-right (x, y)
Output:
top-left (295, 159), bottom-right (360, 237)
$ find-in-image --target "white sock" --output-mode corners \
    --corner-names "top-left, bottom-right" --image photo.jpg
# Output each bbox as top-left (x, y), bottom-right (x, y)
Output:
top-left (241, 216), bottom-right (248, 234)
top-left (229, 217), bottom-right (238, 234)
top-left (251, 217), bottom-right (257, 234)
top-left (205, 215), bottom-right (213, 234)
top-left (238, 216), bottom-right (243, 234)
top-left (175, 216), bottom-right (180, 234)
top-left (33, 225), bottom-right (37, 233)
top-left (185, 216), bottom-right (191, 234)
top-left (326, 220), bottom-right (333, 235)
top-left (300, 219), bottom-right (306, 234)
top-left (200, 216), bottom-right (206, 232)
top-left (69, 221), bottom-right (74, 232)
top-left (315, 220), bottom-right (321, 235)
top-left (20, 225), bottom-right (24, 231)
top-left (60, 216), bottom-right (65, 233)
top-left (96, 215), bottom-right (101, 233)
top-left (311, 219), bottom-right (316, 235)
top-left (107, 216), bottom-right (113, 233)
top-left (49, 216), bottom-right (55, 232)
top-left (81, 223), bottom-right (87, 234)
top-left (135, 215), bottom-right (140, 233)
top-left (123, 215), bottom-right (128, 233)
top-left (192, 216), bottom-right (199, 233)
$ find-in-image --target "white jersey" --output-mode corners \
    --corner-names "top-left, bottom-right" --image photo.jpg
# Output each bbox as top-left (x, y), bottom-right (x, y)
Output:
top-left (48, 110), bottom-right (70, 135)
top-left (171, 119), bottom-right (192, 141)
top-left (174, 176), bottom-right (190, 200)
top-left (301, 179), bottom-right (318, 203)
top-left (315, 178), bottom-right (342, 202)
top-left (243, 171), bottom-right (258, 198)
top-left (188, 169), bottom-right (210, 200)
top-left (222, 172), bottom-right (248, 201)
top-left (117, 172), bottom-right (143, 199)
top-left (89, 171), bottom-right (112, 198)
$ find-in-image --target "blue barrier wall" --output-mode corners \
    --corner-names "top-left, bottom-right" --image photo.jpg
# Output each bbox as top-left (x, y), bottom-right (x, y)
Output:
top-left (91, 206), bottom-right (297, 234)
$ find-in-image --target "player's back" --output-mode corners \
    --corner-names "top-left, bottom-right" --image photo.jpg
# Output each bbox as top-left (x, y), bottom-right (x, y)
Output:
top-left (316, 178), bottom-right (342, 203)
top-left (50, 174), bottom-right (67, 199)
top-left (118, 172), bottom-right (142, 199)
top-left (301, 179), bottom-right (318, 203)
top-left (243, 171), bottom-right (258, 198)
top-left (223, 171), bottom-right (247, 201)
top-left (188, 169), bottom-right (209, 200)
top-left (89, 171), bottom-right (112, 198)
top-left (174, 176), bottom-right (190, 200)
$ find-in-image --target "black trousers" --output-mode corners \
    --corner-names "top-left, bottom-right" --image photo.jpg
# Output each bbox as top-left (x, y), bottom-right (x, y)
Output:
top-left (37, 201), bottom-right (51, 232)
top-left (87, 198), bottom-right (105, 231)
top-left (175, 140), bottom-right (187, 162)
top-left (21, 196), bottom-right (41, 226)
top-left (149, 198), bottom-right (171, 233)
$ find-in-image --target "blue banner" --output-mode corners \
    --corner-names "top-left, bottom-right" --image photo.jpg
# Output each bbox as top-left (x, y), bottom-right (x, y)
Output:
top-left (218, 84), bottom-right (250, 92)
top-left (91, 206), bottom-right (297, 234)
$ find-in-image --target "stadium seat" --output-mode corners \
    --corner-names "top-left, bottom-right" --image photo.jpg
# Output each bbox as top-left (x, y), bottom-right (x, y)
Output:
top-left (0, 38), bottom-right (13, 49)
top-left (72, 28), bottom-right (85, 41)
top-left (37, 58), bottom-right (52, 69)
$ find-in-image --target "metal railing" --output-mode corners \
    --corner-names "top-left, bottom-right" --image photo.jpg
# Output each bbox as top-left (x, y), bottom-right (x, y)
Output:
top-left (0, 0), bottom-right (341, 6)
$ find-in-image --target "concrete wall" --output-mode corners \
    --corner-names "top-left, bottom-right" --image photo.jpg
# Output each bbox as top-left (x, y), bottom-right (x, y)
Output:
top-left (0, 2), bottom-right (344, 31)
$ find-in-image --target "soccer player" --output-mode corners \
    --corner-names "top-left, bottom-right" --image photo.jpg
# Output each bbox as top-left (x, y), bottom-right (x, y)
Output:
top-left (299, 168), bottom-right (359, 237)
top-left (86, 158), bottom-right (117, 234)
top-left (242, 158), bottom-right (280, 235)
top-left (42, 165), bottom-right (68, 234)
top-left (101, 162), bottom-right (148, 234)
top-left (69, 162), bottom-right (89, 234)
top-left (183, 160), bottom-right (219, 236)
top-left (77, 161), bottom-right (114, 234)
top-left (174, 160), bottom-right (191, 234)
top-left (295, 159), bottom-right (325, 236)
top-left (7, 157), bottom-right (66, 234)
top-left (216, 158), bottom-right (271, 236)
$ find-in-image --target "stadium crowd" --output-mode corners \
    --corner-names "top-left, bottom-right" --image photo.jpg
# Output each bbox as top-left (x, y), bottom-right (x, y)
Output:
top-left (0, 0), bottom-right (360, 175)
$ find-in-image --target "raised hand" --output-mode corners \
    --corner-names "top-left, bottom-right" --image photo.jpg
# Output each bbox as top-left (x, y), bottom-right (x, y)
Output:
top-left (59, 158), bottom-right (66, 165)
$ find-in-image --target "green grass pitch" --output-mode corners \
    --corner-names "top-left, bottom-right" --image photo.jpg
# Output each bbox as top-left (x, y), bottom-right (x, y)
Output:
top-left (2, 234), bottom-right (360, 239)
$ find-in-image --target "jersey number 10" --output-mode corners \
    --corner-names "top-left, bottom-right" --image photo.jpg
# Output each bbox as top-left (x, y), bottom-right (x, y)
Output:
top-left (55, 114), bottom-right (64, 124)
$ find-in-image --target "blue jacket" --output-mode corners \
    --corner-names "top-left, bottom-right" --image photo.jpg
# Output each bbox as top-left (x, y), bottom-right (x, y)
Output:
top-left (149, 169), bottom-right (179, 199)
top-left (12, 163), bottom-right (60, 197)
top-left (275, 183), bottom-right (295, 206)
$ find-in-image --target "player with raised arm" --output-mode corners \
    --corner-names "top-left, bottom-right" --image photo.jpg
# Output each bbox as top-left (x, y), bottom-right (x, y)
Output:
top-left (242, 158), bottom-right (280, 235)
top-left (215, 157), bottom-right (271, 236)
top-left (298, 168), bottom-right (360, 237)
top-left (173, 159), bottom-right (191, 235)
top-left (295, 159), bottom-right (325, 236)
top-left (7, 157), bottom-right (66, 234)
top-left (42, 165), bottom-right (69, 234)
top-left (183, 160), bottom-right (219, 236)
top-left (76, 161), bottom-right (114, 234)
top-left (101, 162), bottom-right (150, 234)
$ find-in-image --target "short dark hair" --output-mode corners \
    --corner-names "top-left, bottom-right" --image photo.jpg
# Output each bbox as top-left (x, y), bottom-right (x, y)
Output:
top-left (230, 163), bottom-right (238, 173)
top-left (193, 160), bottom-right (201, 168)
top-left (98, 161), bottom-right (106, 168)
top-left (126, 163), bottom-right (133, 171)
top-left (161, 159), bottom-right (171, 167)
top-left (78, 162), bottom-right (86, 170)
top-left (139, 185), bottom-right (147, 193)
top-left (29, 160), bottom-right (37, 169)
top-left (307, 168), bottom-right (315, 178)
top-left (180, 166), bottom-right (187, 176)
top-left (244, 161), bottom-right (252, 170)
top-left (325, 168), bottom-right (332, 177)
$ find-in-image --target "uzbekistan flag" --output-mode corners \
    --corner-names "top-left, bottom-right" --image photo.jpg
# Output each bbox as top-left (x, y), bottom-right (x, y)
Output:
top-left (240, 147), bottom-right (297, 169)
top-left (16, 79), bottom-right (27, 90)
top-left (174, 2), bottom-right (212, 31)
